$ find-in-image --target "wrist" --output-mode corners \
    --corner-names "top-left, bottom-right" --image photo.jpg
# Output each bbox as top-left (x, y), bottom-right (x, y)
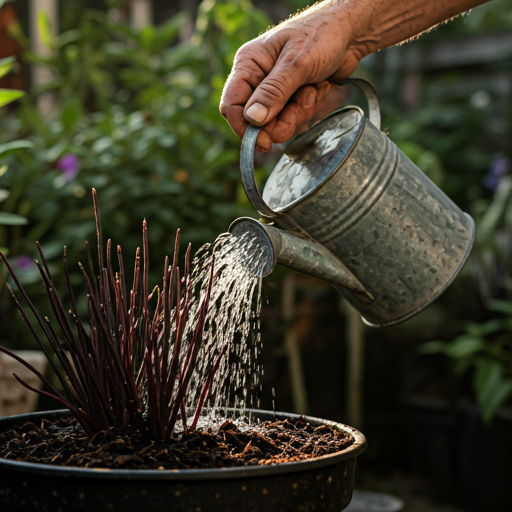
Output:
top-left (329, 0), bottom-right (378, 61)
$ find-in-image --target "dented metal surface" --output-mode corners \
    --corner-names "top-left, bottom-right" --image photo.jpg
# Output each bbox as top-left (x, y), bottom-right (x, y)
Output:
top-left (234, 79), bottom-right (475, 327)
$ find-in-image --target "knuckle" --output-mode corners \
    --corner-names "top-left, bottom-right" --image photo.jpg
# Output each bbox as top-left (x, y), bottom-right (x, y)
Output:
top-left (272, 127), bottom-right (295, 144)
top-left (259, 76), bottom-right (288, 100)
top-left (282, 48), bottom-right (317, 81)
top-left (233, 40), bottom-right (259, 64)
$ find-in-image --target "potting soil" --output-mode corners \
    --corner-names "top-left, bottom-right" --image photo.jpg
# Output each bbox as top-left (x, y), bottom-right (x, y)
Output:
top-left (0, 415), bottom-right (354, 470)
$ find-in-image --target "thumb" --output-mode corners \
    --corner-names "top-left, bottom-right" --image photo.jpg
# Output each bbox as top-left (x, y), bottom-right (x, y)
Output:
top-left (244, 59), bottom-right (307, 126)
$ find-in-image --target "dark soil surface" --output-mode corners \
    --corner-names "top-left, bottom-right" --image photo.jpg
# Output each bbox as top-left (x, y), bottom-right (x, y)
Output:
top-left (0, 416), bottom-right (354, 470)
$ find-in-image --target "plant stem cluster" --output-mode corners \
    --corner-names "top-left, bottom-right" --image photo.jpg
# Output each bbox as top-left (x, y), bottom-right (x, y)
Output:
top-left (0, 190), bottom-right (222, 440)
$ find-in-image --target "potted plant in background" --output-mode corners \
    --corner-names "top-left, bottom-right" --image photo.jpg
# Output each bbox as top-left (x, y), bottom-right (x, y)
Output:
top-left (0, 190), bottom-right (366, 512)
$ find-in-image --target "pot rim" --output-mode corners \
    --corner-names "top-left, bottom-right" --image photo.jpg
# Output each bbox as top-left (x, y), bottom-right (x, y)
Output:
top-left (0, 409), bottom-right (367, 481)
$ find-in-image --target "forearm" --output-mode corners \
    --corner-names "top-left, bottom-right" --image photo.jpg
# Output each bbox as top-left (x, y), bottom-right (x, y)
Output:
top-left (220, 0), bottom-right (492, 148)
top-left (332, 0), bottom-right (491, 60)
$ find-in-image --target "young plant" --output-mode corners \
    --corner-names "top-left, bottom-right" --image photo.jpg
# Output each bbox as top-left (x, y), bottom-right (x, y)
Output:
top-left (0, 189), bottom-right (224, 440)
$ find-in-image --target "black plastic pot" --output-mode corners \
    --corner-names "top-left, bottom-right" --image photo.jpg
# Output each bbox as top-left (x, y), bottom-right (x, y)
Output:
top-left (0, 409), bottom-right (366, 512)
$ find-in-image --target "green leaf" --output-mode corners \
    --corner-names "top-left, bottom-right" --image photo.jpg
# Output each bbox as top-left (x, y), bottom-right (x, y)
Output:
top-left (482, 379), bottom-right (512, 423)
top-left (153, 12), bottom-right (189, 51)
top-left (466, 319), bottom-right (505, 337)
top-left (0, 212), bottom-right (28, 226)
top-left (0, 140), bottom-right (34, 158)
top-left (474, 361), bottom-right (512, 423)
top-left (473, 360), bottom-right (512, 422)
top-left (477, 176), bottom-right (512, 241)
top-left (37, 10), bottom-right (53, 48)
top-left (446, 335), bottom-right (484, 359)
top-left (56, 29), bottom-right (81, 48)
top-left (20, 102), bottom-right (48, 136)
top-left (486, 299), bottom-right (512, 316)
top-left (474, 360), bottom-right (501, 405)
top-left (0, 56), bottom-right (15, 80)
top-left (0, 189), bottom-right (9, 203)
top-left (139, 25), bottom-right (157, 50)
top-left (0, 89), bottom-right (25, 108)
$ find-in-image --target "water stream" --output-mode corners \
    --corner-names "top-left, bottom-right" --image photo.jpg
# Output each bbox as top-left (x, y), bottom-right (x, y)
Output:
top-left (184, 231), bottom-right (267, 425)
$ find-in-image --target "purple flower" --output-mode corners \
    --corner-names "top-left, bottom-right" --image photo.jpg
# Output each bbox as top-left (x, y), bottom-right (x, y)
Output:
top-left (15, 256), bottom-right (33, 269)
top-left (57, 153), bottom-right (81, 182)
top-left (483, 156), bottom-right (509, 192)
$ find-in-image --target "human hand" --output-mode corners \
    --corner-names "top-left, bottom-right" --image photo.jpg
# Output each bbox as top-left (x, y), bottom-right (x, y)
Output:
top-left (220, 0), bottom-right (490, 153)
top-left (219, 1), bottom-right (361, 153)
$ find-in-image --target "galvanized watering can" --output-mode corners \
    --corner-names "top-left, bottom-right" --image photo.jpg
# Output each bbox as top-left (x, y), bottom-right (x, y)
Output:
top-left (229, 79), bottom-right (475, 327)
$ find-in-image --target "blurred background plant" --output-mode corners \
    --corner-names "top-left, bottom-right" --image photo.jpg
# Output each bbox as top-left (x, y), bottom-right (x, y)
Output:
top-left (420, 174), bottom-right (512, 423)
top-left (0, 53), bottom-right (33, 295)
top-left (0, 0), bottom-right (271, 346)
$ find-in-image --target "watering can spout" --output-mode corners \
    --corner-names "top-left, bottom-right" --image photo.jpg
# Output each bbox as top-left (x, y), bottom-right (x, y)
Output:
top-left (229, 217), bottom-right (372, 299)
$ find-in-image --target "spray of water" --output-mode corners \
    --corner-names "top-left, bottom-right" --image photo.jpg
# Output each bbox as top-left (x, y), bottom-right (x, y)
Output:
top-left (183, 231), bottom-right (267, 425)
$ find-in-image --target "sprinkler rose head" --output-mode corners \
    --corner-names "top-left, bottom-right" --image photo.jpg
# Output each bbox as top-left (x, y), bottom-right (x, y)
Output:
top-left (228, 217), bottom-right (370, 297)
top-left (228, 217), bottom-right (276, 278)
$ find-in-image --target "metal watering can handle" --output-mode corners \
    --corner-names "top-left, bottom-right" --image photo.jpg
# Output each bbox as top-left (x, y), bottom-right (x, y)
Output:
top-left (240, 78), bottom-right (382, 216)
top-left (240, 124), bottom-right (277, 218)
top-left (341, 78), bottom-right (381, 130)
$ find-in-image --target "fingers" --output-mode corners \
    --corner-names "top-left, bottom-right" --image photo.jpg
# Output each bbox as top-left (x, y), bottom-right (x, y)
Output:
top-left (220, 54), bottom-right (332, 152)
top-left (243, 56), bottom-right (308, 127)
top-left (255, 82), bottom-right (332, 152)
top-left (220, 41), bottom-right (274, 141)
top-left (220, 38), bottom-right (316, 150)
top-left (222, 80), bottom-right (334, 153)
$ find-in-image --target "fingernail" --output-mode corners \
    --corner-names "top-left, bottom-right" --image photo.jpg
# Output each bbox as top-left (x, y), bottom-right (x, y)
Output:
top-left (245, 102), bottom-right (269, 124)
top-left (304, 91), bottom-right (316, 109)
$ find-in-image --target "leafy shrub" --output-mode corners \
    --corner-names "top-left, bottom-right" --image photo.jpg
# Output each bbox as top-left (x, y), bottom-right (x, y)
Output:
top-left (0, 1), bottom-right (271, 345)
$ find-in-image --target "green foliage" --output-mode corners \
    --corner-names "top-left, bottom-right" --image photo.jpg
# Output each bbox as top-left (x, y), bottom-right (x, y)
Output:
top-left (0, 0), bottom-right (272, 346)
top-left (0, 89), bottom-right (25, 109)
top-left (421, 312), bottom-right (512, 423)
top-left (0, 56), bottom-right (17, 79)
top-left (421, 176), bottom-right (512, 422)
top-left (0, 140), bottom-right (33, 158)
top-left (0, 56), bottom-right (32, 231)
top-left (0, 56), bottom-right (26, 108)
top-left (477, 176), bottom-right (512, 243)
top-left (383, 96), bottom-right (495, 212)
top-left (0, 212), bottom-right (28, 226)
top-left (37, 10), bottom-right (54, 48)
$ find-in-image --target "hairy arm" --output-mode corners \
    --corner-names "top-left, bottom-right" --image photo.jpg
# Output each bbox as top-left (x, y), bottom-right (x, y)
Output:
top-left (220, 0), bottom-right (491, 152)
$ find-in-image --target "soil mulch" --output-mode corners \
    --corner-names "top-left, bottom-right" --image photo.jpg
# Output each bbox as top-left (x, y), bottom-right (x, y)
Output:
top-left (0, 416), bottom-right (354, 470)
